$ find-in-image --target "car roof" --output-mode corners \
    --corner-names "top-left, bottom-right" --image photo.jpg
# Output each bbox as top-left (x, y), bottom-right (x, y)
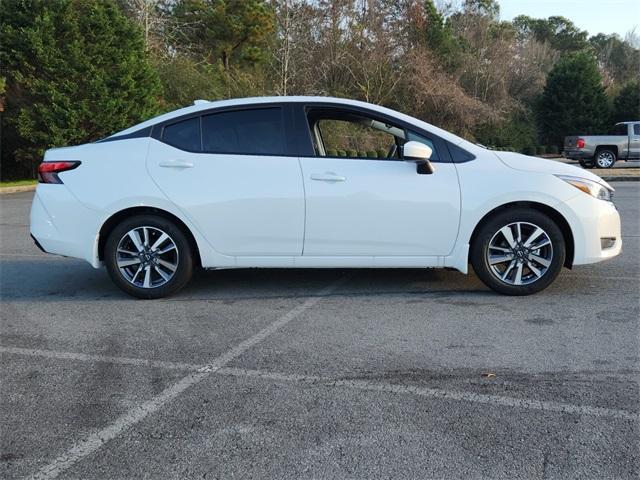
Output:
top-left (616, 121), bottom-right (640, 125)
top-left (110, 96), bottom-right (470, 147)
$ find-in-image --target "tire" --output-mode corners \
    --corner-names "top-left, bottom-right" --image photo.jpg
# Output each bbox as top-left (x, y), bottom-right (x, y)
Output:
top-left (104, 214), bottom-right (193, 299)
top-left (594, 149), bottom-right (616, 169)
top-left (578, 159), bottom-right (594, 169)
top-left (470, 208), bottom-right (565, 296)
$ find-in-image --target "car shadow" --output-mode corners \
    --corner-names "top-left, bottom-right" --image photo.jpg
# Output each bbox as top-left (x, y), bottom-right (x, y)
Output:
top-left (0, 258), bottom-right (495, 303)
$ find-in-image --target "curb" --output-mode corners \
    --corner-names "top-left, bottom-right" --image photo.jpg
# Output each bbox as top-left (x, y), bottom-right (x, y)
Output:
top-left (0, 185), bottom-right (37, 195)
top-left (599, 176), bottom-right (640, 182)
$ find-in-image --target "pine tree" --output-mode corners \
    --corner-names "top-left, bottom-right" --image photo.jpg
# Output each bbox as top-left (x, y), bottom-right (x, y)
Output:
top-left (0, 0), bottom-right (161, 178)
top-left (612, 81), bottom-right (640, 123)
top-left (537, 51), bottom-right (610, 149)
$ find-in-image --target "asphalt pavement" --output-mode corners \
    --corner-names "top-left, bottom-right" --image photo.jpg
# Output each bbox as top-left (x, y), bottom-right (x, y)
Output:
top-left (1, 185), bottom-right (638, 479)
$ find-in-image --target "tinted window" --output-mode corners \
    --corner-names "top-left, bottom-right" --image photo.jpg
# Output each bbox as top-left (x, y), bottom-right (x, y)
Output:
top-left (162, 117), bottom-right (201, 151)
top-left (634, 124), bottom-right (640, 135)
top-left (202, 108), bottom-right (286, 155)
top-left (610, 124), bottom-right (628, 136)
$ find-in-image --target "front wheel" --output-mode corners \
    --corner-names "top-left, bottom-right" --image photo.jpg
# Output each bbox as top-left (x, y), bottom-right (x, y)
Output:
top-left (595, 149), bottom-right (616, 169)
top-left (105, 215), bottom-right (194, 299)
top-left (470, 209), bottom-right (565, 295)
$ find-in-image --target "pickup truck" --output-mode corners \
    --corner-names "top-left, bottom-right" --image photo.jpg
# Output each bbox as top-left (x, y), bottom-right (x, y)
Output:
top-left (564, 121), bottom-right (640, 168)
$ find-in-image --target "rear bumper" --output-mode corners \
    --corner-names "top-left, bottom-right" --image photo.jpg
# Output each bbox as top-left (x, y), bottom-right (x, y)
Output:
top-left (563, 150), bottom-right (592, 160)
top-left (30, 233), bottom-right (46, 253)
top-left (30, 185), bottom-right (102, 267)
top-left (556, 193), bottom-right (621, 265)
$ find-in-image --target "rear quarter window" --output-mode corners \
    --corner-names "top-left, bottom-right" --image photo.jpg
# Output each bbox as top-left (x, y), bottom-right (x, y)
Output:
top-left (162, 117), bottom-right (201, 151)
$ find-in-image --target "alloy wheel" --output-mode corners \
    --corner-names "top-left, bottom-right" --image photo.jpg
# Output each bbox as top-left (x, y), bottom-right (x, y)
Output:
top-left (486, 222), bottom-right (553, 286)
top-left (116, 226), bottom-right (179, 288)
top-left (596, 151), bottom-right (615, 168)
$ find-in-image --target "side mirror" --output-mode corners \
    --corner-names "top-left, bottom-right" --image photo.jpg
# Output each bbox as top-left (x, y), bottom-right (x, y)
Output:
top-left (403, 141), bottom-right (435, 174)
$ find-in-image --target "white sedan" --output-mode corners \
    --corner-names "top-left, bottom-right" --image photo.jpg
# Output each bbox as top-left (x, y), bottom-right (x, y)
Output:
top-left (30, 96), bottom-right (621, 298)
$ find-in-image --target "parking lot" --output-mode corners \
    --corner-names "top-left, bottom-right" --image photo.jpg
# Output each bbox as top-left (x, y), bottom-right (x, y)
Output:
top-left (1, 185), bottom-right (638, 479)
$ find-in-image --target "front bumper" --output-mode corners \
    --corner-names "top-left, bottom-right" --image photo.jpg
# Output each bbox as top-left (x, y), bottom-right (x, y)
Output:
top-left (557, 193), bottom-right (622, 265)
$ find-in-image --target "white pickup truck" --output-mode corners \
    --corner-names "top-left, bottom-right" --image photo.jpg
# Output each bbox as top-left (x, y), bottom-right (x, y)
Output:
top-left (564, 121), bottom-right (640, 168)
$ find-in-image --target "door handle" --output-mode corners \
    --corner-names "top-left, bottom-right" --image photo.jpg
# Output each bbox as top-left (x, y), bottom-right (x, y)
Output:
top-left (310, 172), bottom-right (346, 182)
top-left (159, 160), bottom-right (194, 169)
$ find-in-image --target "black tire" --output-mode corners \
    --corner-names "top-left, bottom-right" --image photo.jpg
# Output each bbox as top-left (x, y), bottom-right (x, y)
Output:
top-left (470, 208), bottom-right (565, 296)
top-left (578, 159), bottom-right (594, 169)
top-left (594, 149), bottom-right (617, 169)
top-left (105, 214), bottom-right (193, 299)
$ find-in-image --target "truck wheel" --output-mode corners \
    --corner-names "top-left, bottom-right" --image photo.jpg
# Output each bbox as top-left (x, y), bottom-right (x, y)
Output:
top-left (578, 159), bottom-right (594, 169)
top-left (594, 149), bottom-right (616, 169)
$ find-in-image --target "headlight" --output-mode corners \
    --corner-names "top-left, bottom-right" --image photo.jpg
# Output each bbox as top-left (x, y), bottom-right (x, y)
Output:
top-left (556, 175), bottom-right (613, 202)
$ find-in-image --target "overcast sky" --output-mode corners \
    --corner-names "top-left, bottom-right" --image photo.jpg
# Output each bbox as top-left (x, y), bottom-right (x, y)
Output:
top-left (497, 0), bottom-right (640, 38)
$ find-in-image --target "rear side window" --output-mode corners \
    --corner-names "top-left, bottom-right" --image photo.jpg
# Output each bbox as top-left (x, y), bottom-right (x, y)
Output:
top-left (162, 117), bottom-right (201, 151)
top-left (202, 108), bottom-right (286, 155)
top-left (610, 124), bottom-right (628, 136)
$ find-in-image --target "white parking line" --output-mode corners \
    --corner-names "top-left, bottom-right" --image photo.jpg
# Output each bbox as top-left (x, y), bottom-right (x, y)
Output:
top-left (25, 276), bottom-right (348, 480)
top-left (0, 345), bottom-right (202, 371)
top-left (217, 367), bottom-right (640, 422)
top-left (3, 344), bottom-right (637, 426)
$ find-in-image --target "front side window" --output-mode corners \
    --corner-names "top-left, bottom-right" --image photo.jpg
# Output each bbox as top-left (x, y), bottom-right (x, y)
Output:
top-left (634, 124), bottom-right (640, 136)
top-left (308, 109), bottom-right (439, 161)
top-left (315, 117), bottom-right (401, 159)
top-left (202, 108), bottom-right (286, 155)
top-left (162, 117), bottom-right (201, 151)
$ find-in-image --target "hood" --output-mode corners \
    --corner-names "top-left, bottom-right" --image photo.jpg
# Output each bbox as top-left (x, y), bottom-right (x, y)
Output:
top-left (493, 151), bottom-right (612, 189)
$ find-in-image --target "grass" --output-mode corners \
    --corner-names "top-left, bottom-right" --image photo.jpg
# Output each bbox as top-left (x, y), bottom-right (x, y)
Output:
top-left (0, 179), bottom-right (37, 188)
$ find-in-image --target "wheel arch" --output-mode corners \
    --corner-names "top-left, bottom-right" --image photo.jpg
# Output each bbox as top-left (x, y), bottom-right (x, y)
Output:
top-left (98, 206), bottom-right (202, 267)
top-left (468, 201), bottom-right (574, 268)
top-left (595, 145), bottom-right (618, 158)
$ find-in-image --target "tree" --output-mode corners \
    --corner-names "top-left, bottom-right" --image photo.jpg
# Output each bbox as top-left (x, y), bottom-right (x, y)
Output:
top-left (612, 81), bottom-right (640, 122)
top-left (171, 0), bottom-right (275, 70)
top-left (0, 0), bottom-right (161, 178)
top-left (537, 51), bottom-right (609, 148)
top-left (513, 15), bottom-right (588, 53)
top-left (590, 33), bottom-right (640, 86)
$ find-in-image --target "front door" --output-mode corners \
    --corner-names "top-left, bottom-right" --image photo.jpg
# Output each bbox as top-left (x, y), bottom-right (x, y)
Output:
top-left (299, 107), bottom-right (461, 257)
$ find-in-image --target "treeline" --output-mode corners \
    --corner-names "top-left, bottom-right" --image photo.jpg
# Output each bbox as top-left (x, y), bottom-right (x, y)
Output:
top-left (1, 0), bottom-right (639, 179)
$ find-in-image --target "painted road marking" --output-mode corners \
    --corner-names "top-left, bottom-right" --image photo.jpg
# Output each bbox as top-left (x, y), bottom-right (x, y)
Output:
top-left (23, 276), bottom-right (348, 480)
top-left (217, 367), bottom-right (640, 422)
top-left (2, 343), bottom-right (637, 425)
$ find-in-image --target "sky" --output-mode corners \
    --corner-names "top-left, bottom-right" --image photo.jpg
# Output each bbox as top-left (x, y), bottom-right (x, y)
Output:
top-left (497, 0), bottom-right (640, 38)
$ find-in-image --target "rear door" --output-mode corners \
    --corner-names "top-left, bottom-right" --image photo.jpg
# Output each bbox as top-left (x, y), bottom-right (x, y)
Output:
top-left (146, 106), bottom-right (305, 256)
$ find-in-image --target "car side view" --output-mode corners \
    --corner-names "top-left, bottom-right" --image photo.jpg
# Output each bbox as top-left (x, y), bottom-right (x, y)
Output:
top-left (30, 96), bottom-right (622, 298)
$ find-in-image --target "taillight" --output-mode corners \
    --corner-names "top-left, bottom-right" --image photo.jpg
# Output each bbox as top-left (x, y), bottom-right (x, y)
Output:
top-left (38, 161), bottom-right (81, 184)
top-left (576, 138), bottom-right (585, 149)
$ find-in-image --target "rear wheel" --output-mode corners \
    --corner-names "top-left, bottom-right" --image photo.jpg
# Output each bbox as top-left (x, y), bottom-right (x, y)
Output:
top-left (594, 149), bottom-right (616, 168)
top-left (578, 159), bottom-right (594, 169)
top-left (471, 209), bottom-right (565, 295)
top-left (105, 215), bottom-right (193, 299)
